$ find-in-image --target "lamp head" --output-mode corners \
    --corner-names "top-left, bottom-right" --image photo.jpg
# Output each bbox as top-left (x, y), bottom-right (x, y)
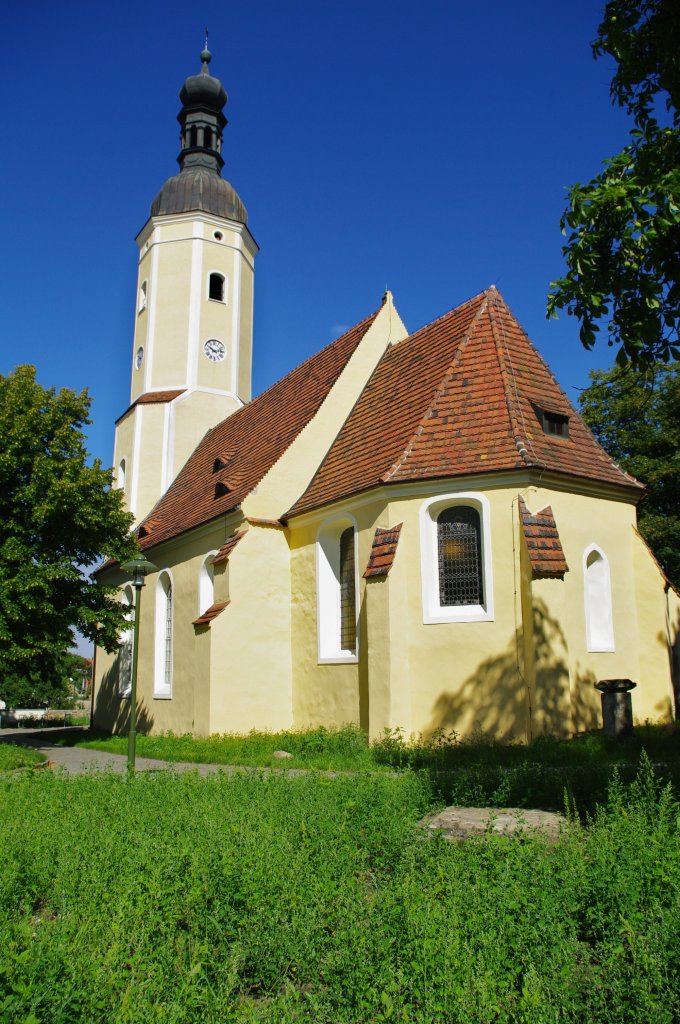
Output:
top-left (121, 555), bottom-right (159, 588)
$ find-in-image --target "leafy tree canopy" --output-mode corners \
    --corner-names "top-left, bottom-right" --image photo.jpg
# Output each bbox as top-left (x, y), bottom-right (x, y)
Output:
top-left (0, 366), bottom-right (137, 700)
top-left (548, 0), bottom-right (680, 367)
top-left (579, 360), bottom-right (680, 588)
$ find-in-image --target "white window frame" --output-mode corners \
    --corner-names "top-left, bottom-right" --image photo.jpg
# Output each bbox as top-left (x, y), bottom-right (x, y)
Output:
top-left (207, 270), bottom-right (227, 304)
top-left (198, 552), bottom-right (217, 615)
top-left (118, 586), bottom-right (134, 698)
top-left (419, 492), bottom-right (494, 624)
top-left (583, 544), bottom-right (615, 652)
top-left (154, 570), bottom-right (174, 698)
top-left (316, 515), bottom-right (359, 663)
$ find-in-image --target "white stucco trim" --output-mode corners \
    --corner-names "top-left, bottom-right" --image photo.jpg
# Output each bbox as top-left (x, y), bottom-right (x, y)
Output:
top-left (316, 514), bottom-right (360, 663)
top-left (161, 401), bottom-right (173, 495)
top-left (144, 243), bottom-right (159, 393)
top-left (583, 543), bottom-right (615, 652)
top-left (231, 235), bottom-right (242, 399)
top-left (154, 569), bottom-right (174, 698)
top-left (419, 491), bottom-right (494, 624)
top-left (187, 232), bottom-right (203, 387)
top-left (198, 551), bottom-right (218, 615)
top-left (129, 405), bottom-right (144, 522)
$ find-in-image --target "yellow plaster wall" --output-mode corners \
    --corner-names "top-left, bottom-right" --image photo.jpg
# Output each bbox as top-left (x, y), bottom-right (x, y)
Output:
top-left (209, 524), bottom-right (294, 733)
top-left (171, 391), bottom-right (241, 480)
top-left (287, 479), bottom-right (675, 743)
top-left (632, 530), bottom-right (677, 721)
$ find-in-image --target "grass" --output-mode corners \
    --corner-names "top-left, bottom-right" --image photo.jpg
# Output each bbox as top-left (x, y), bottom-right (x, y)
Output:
top-left (71, 722), bottom-right (680, 814)
top-left (1, 759), bottom-right (679, 1022)
top-left (0, 743), bottom-right (46, 771)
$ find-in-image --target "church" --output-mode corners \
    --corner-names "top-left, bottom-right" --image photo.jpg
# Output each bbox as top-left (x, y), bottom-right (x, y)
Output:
top-left (93, 47), bottom-right (679, 742)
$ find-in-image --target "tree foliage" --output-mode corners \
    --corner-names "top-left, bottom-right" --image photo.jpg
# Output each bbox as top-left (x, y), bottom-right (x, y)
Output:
top-left (0, 366), bottom-right (137, 695)
top-left (579, 361), bottom-right (680, 588)
top-left (548, 0), bottom-right (680, 367)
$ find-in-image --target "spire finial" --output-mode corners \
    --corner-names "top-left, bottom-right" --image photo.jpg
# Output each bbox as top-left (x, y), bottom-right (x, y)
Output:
top-left (200, 27), bottom-right (212, 68)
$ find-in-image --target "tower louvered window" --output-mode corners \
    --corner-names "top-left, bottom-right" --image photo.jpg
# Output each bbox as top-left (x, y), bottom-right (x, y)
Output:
top-left (437, 506), bottom-right (483, 606)
top-left (339, 527), bottom-right (356, 652)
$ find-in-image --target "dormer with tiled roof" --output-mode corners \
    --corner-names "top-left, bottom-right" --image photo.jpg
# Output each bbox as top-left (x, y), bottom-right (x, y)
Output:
top-left (286, 287), bottom-right (642, 519)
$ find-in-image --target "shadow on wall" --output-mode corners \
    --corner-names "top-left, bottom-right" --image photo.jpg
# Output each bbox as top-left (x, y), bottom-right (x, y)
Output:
top-left (668, 605), bottom-right (680, 719)
top-left (426, 599), bottom-right (575, 743)
top-left (93, 655), bottom-right (155, 736)
top-left (571, 664), bottom-right (600, 734)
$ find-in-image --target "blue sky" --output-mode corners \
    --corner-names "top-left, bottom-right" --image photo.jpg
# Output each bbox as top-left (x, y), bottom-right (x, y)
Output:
top-left (1, 0), bottom-right (631, 472)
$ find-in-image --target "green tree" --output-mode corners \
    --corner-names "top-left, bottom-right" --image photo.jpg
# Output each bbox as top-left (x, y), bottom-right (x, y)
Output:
top-left (579, 361), bottom-right (680, 588)
top-left (548, 0), bottom-right (680, 367)
top-left (0, 366), bottom-right (137, 702)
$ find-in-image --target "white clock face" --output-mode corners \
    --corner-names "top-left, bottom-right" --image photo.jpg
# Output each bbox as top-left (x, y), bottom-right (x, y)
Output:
top-left (204, 338), bottom-right (226, 363)
top-left (135, 346), bottom-right (144, 369)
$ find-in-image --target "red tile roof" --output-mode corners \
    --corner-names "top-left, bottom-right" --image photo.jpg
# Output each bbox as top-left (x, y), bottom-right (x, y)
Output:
top-left (212, 530), bottom-right (245, 565)
top-left (115, 389), bottom-right (186, 424)
top-left (134, 307), bottom-right (382, 551)
top-left (363, 524), bottom-right (403, 578)
top-left (192, 600), bottom-right (229, 627)
top-left (519, 498), bottom-right (569, 578)
top-left (286, 288), bottom-right (642, 518)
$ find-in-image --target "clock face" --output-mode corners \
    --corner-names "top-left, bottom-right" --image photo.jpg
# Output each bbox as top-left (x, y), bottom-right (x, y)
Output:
top-left (135, 346), bottom-right (144, 369)
top-left (204, 338), bottom-right (226, 363)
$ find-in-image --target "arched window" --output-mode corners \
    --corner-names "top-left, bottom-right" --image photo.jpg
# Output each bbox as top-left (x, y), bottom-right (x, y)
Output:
top-left (118, 458), bottom-right (126, 491)
top-left (208, 272), bottom-right (225, 302)
top-left (419, 493), bottom-right (494, 623)
top-left (317, 517), bottom-right (359, 661)
top-left (189, 125), bottom-right (198, 148)
top-left (138, 280), bottom-right (147, 313)
top-left (198, 553), bottom-right (216, 615)
top-left (437, 506), bottom-right (483, 607)
top-left (118, 586), bottom-right (134, 697)
top-left (203, 127), bottom-right (213, 149)
top-left (584, 546), bottom-right (615, 652)
top-left (154, 571), bottom-right (173, 697)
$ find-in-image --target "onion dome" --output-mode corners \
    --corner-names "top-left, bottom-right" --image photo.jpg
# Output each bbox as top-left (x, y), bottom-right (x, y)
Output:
top-left (149, 45), bottom-right (247, 224)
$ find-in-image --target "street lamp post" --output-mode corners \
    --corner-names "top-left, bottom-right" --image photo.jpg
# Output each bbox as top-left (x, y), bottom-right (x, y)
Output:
top-left (120, 555), bottom-right (158, 771)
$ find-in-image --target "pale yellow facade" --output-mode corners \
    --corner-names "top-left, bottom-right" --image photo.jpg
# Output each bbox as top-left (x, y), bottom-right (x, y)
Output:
top-left (95, 463), bottom-right (679, 741)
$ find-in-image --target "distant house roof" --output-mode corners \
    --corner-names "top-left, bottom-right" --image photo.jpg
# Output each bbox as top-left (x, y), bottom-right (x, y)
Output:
top-left (519, 498), bottom-right (569, 579)
top-left (286, 287), bottom-right (642, 518)
top-left (133, 306), bottom-right (383, 551)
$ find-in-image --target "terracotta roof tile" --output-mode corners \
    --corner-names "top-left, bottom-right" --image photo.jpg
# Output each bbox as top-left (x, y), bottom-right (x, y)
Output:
top-left (115, 389), bottom-right (186, 424)
top-left (212, 530), bottom-right (245, 565)
top-left (192, 600), bottom-right (229, 627)
top-left (519, 497), bottom-right (569, 578)
top-left (364, 523), bottom-right (403, 578)
top-left (286, 288), bottom-right (642, 518)
top-left (134, 307), bottom-right (382, 551)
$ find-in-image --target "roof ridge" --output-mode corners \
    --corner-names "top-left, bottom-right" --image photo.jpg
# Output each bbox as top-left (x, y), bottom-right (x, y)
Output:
top-left (381, 291), bottom-right (491, 484)
top-left (486, 292), bottom-right (540, 469)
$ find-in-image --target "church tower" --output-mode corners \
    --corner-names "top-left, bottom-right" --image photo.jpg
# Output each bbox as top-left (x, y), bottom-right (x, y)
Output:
top-left (114, 44), bottom-right (257, 523)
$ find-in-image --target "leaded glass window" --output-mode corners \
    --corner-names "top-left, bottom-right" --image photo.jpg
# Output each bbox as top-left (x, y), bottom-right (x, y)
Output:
top-left (164, 582), bottom-right (173, 690)
top-left (437, 506), bottom-right (483, 606)
top-left (339, 527), bottom-right (356, 652)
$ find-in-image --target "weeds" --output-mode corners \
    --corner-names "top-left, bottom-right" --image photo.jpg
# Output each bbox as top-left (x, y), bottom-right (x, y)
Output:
top-left (0, 762), bottom-right (679, 1022)
top-left (0, 744), bottom-right (45, 771)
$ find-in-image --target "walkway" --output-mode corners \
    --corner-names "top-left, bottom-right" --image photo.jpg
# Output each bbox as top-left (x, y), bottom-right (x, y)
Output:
top-left (0, 727), bottom-right (227, 776)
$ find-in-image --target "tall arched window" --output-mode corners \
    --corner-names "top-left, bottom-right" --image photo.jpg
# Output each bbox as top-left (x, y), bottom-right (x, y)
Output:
top-left (118, 586), bottom-right (134, 697)
top-left (419, 493), bottom-right (494, 623)
top-left (208, 272), bottom-right (225, 302)
top-left (584, 545), bottom-right (615, 652)
top-left (317, 517), bottom-right (359, 661)
top-left (118, 458), bottom-right (126, 491)
top-left (138, 280), bottom-right (147, 313)
top-left (154, 571), bottom-right (173, 697)
top-left (437, 506), bottom-right (483, 607)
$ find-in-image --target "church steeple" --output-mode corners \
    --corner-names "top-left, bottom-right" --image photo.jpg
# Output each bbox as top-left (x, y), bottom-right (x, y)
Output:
top-left (114, 43), bottom-right (257, 524)
top-left (177, 41), bottom-right (227, 174)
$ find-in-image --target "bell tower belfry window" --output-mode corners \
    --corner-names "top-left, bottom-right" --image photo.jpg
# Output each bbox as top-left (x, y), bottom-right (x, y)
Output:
top-left (112, 41), bottom-right (258, 525)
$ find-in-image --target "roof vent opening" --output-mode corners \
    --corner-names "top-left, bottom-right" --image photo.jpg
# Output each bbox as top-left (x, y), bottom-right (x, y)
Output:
top-left (532, 403), bottom-right (570, 439)
top-left (214, 481), bottom-right (231, 498)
